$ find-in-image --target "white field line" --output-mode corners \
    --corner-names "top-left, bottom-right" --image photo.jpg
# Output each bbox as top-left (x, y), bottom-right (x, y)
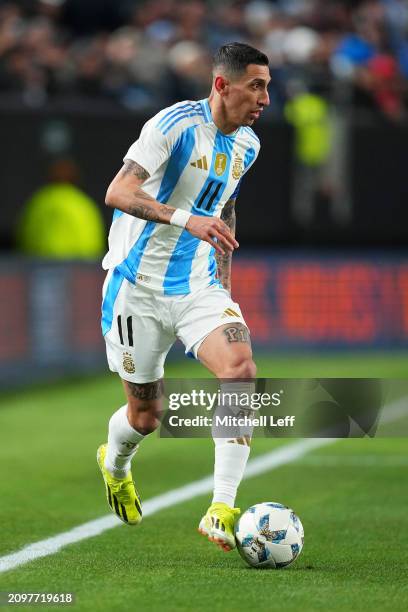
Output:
top-left (379, 394), bottom-right (408, 424)
top-left (0, 396), bottom-right (407, 575)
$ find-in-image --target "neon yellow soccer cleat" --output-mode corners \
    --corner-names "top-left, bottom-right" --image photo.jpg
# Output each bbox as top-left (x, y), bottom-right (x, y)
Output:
top-left (198, 502), bottom-right (240, 551)
top-left (97, 444), bottom-right (142, 526)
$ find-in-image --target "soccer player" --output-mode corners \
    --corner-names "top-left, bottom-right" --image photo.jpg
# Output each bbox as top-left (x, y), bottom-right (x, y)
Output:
top-left (98, 42), bottom-right (270, 552)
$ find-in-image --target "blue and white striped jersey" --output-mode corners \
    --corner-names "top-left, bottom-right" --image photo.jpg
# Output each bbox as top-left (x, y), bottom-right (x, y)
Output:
top-left (102, 98), bottom-right (260, 295)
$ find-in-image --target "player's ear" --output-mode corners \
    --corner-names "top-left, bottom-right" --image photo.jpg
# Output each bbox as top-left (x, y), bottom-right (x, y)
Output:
top-left (214, 75), bottom-right (229, 96)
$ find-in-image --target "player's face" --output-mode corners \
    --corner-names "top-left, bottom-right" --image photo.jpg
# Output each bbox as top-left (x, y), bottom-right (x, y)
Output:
top-left (226, 64), bottom-right (271, 126)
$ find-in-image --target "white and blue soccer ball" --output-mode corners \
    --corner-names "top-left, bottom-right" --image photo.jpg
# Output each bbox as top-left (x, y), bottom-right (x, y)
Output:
top-left (235, 502), bottom-right (304, 569)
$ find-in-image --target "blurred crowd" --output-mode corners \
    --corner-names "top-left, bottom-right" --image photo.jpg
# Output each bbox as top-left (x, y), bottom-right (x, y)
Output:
top-left (0, 0), bottom-right (407, 119)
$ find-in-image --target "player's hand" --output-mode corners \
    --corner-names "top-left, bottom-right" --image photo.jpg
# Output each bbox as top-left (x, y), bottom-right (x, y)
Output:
top-left (185, 215), bottom-right (239, 255)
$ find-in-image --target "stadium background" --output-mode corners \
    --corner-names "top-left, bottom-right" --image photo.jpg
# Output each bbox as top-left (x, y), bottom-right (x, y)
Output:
top-left (1, 0), bottom-right (408, 385)
top-left (0, 2), bottom-right (408, 611)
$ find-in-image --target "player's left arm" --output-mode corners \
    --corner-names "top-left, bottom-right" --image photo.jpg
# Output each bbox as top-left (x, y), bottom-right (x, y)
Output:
top-left (216, 197), bottom-right (236, 294)
top-left (217, 140), bottom-right (261, 291)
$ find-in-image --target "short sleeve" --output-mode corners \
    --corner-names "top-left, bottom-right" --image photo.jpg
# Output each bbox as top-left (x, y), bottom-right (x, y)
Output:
top-left (124, 118), bottom-right (173, 177)
top-left (244, 143), bottom-right (260, 174)
top-left (230, 142), bottom-right (260, 200)
top-left (230, 178), bottom-right (242, 200)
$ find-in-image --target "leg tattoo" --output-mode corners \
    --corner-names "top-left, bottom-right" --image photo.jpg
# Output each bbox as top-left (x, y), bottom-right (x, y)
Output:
top-left (223, 324), bottom-right (250, 344)
top-left (124, 380), bottom-right (164, 400)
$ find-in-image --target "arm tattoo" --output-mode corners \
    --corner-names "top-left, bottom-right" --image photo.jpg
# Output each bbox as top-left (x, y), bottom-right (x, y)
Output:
top-left (223, 324), bottom-right (250, 344)
top-left (124, 379), bottom-right (164, 400)
top-left (221, 198), bottom-right (236, 232)
top-left (128, 200), bottom-right (175, 223)
top-left (216, 198), bottom-right (236, 292)
top-left (122, 159), bottom-right (150, 181)
top-left (120, 160), bottom-right (175, 222)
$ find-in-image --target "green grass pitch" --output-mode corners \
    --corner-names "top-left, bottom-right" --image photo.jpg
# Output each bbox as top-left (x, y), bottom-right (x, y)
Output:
top-left (0, 352), bottom-right (407, 611)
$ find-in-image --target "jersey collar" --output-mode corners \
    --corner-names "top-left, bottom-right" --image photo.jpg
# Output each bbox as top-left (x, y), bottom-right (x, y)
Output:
top-left (200, 98), bottom-right (212, 123)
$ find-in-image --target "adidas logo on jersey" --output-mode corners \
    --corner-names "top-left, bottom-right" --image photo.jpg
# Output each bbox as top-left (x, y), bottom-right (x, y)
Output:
top-left (190, 155), bottom-right (208, 170)
top-left (221, 308), bottom-right (241, 319)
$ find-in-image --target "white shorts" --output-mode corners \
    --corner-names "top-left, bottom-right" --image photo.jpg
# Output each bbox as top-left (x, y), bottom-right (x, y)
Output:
top-left (101, 270), bottom-right (247, 383)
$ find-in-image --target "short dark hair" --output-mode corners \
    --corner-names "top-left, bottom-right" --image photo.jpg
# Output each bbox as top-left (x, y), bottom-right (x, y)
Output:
top-left (213, 42), bottom-right (269, 77)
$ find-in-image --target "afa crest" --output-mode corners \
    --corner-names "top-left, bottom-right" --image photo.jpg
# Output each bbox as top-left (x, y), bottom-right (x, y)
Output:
top-left (123, 352), bottom-right (135, 374)
top-left (214, 153), bottom-right (227, 176)
top-left (232, 154), bottom-right (244, 180)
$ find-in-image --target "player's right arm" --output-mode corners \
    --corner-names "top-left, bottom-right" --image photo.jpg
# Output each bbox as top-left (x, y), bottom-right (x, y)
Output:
top-left (105, 159), bottom-right (238, 256)
top-left (105, 160), bottom-right (175, 224)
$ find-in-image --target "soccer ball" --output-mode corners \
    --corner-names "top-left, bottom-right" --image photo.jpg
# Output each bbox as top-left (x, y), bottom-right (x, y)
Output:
top-left (235, 502), bottom-right (304, 569)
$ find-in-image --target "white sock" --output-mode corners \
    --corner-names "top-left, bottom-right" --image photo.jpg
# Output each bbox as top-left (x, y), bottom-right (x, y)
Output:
top-left (212, 441), bottom-right (250, 507)
top-left (212, 381), bottom-right (255, 507)
top-left (105, 405), bottom-right (145, 478)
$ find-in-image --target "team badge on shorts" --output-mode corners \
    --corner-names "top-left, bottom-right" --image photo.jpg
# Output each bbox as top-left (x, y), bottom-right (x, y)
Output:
top-left (123, 352), bottom-right (135, 374)
top-left (214, 153), bottom-right (227, 176)
top-left (232, 154), bottom-right (244, 180)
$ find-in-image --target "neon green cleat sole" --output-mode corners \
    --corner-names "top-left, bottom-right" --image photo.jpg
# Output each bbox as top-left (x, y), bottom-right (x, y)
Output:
top-left (198, 502), bottom-right (240, 551)
top-left (97, 444), bottom-right (142, 526)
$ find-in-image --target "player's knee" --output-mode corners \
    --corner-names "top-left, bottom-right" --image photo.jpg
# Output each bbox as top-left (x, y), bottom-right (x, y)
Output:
top-left (123, 379), bottom-right (163, 434)
top-left (218, 357), bottom-right (257, 380)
